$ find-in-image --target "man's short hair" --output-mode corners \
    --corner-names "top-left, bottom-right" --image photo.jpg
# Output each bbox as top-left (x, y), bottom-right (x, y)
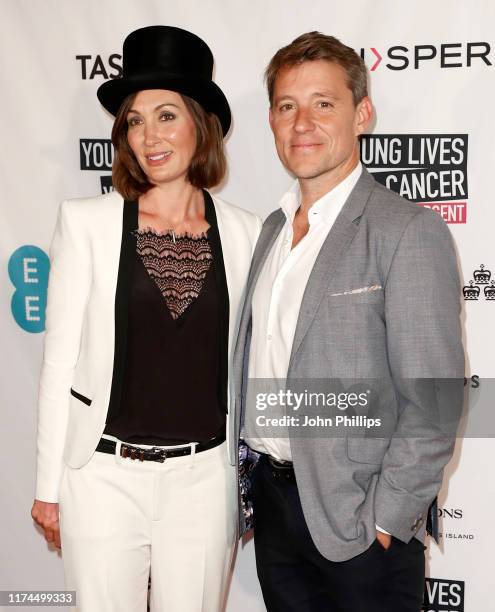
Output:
top-left (265, 31), bottom-right (368, 107)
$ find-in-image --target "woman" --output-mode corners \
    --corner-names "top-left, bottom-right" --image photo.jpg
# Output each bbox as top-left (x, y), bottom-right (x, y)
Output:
top-left (31, 25), bottom-right (261, 611)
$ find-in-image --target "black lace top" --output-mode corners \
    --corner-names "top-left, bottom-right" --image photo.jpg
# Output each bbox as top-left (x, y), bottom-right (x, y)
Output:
top-left (104, 193), bottom-right (229, 445)
top-left (134, 228), bottom-right (213, 321)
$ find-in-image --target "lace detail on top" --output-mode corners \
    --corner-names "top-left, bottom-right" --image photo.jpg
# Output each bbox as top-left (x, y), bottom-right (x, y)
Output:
top-left (133, 227), bottom-right (212, 320)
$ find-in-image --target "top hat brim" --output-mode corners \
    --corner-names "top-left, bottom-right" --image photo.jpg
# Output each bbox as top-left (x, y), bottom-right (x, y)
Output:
top-left (97, 72), bottom-right (231, 136)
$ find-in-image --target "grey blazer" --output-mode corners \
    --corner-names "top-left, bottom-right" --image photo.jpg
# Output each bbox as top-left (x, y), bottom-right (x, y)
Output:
top-left (232, 169), bottom-right (464, 562)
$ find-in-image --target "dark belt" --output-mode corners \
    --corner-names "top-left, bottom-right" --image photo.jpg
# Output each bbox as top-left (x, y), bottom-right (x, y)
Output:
top-left (263, 453), bottom-right (296, 483)
top-left (96, 432), bottom-right (225, 463)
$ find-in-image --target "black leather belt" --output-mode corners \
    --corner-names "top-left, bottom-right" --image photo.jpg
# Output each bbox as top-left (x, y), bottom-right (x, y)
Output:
top-left (96, 432), bottom-right (225, 463)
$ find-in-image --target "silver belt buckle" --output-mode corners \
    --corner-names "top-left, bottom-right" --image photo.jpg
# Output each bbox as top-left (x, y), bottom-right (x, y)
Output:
top-left (121, 444), bottom-right (166, 463)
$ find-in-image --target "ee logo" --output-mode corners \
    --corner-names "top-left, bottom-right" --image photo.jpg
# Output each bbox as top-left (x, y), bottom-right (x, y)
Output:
top-left (8, 246), bottom-right (50, 333)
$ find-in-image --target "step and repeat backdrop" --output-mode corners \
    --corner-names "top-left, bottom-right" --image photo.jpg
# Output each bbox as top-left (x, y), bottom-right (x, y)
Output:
top-left (2, 1), bottom-right (494, 610)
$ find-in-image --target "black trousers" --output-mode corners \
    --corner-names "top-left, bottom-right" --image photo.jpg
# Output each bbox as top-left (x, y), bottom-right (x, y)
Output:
top-left (251, 455), bottom-right (425, 612)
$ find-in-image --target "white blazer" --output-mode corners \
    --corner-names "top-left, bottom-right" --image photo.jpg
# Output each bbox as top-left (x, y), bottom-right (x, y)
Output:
top-left (35, 190), bottom-right (262, 502)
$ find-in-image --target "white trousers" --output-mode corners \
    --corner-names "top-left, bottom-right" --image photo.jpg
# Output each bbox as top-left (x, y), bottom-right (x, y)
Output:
top-left (58, 438), bottom-right (238, 612)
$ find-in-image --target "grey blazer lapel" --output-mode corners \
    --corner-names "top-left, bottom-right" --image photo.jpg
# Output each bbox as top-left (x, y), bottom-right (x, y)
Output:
top-left (234, 208), bottom-right (285, 372)
top-left (232, 209), bottom-right (285, 440)
top-left (288, 170), bottom-right (376, 371)
top-left (248, 210), bottom-right (286, 294)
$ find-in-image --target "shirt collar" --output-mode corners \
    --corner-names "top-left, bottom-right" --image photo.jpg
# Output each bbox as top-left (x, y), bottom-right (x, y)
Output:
top-left (279, 162), bottom-right (363, 224)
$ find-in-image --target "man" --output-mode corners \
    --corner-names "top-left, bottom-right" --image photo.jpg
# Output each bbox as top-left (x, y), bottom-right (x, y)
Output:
top-left (232, 32), bottom-right (464, 611)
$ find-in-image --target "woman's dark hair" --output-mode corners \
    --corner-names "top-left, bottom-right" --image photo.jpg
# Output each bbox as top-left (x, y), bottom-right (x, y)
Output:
top-left (111, 92), bottom-right (226, 200)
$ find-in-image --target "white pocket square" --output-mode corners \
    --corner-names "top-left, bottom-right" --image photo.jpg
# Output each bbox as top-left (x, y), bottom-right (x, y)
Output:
top-left (329, 285), bottom-right (382, 297)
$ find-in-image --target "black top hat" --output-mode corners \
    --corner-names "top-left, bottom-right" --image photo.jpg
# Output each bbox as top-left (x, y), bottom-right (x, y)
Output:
top-left (97, 26), bottom-right (231, 136)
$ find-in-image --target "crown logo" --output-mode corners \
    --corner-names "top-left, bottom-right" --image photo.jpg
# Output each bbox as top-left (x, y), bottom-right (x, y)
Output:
top-left (473, 264), bottom-right (491, 284)
top-left (464, 264), bottom-right (494, 301)
top-left (484, 281), bottom-right (495, 300)
top-left (463, 280), bottom-right (480, 300)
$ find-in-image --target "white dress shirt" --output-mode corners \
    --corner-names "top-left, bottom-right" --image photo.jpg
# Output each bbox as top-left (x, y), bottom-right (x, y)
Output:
top-left (244, 163), bottom-right (363, 461)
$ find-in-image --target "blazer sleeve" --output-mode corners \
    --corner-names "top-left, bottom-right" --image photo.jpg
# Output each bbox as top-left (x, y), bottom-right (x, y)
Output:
top-left (373, 208), bottom-right (465, 543)
top-left (35, 200), bottom-right (92, 502)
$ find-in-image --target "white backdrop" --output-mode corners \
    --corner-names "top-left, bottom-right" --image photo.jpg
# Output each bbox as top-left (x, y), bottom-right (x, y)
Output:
top-left (2, 1), bottom-right (494, 610)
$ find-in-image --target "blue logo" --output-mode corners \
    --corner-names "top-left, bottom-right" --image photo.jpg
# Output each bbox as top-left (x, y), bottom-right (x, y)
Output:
top-left (8, 246), bottom-right (50, 333)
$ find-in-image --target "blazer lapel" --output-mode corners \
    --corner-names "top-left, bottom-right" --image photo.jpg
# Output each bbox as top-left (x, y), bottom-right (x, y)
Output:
top-left (212, 196), bottom-right (241, 360)
top-left (232, 209), bottom-right (285, 450)
top-left (233, 209), bottom-right (285, 381)
top-left (203, 191), bottom-right (229, 414)
top-left (106, 199), bottom-right (138, 422)
top-left (288, 170), bottom-right (376, 372)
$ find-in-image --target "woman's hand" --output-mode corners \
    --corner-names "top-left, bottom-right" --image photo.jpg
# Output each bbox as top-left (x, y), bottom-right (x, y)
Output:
top-left (31, 500), bottom-right (61, 550)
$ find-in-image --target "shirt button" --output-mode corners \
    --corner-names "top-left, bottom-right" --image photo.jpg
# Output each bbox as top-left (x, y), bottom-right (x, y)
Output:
top-left (267, 334), bottom-right (273, 341)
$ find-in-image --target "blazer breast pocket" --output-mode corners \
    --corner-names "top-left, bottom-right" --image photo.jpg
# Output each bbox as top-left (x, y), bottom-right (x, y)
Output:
top-left (327, 286), bottom-right (383, 307)
top-left (70, 387), bottom-right (92, 406)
